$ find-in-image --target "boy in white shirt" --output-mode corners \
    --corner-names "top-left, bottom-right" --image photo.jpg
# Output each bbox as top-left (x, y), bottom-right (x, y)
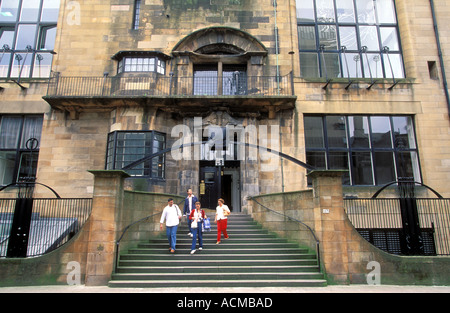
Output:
top-left (160, 198), bottom-right (182, 253)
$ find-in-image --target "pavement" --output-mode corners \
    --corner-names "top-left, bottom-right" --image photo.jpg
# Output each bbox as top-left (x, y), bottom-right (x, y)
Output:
top-left (0, 284), bottom-right (449, 293)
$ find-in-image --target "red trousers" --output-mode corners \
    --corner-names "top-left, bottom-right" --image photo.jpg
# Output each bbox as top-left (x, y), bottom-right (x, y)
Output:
top-left (217, 219), bottom-right (228, 241)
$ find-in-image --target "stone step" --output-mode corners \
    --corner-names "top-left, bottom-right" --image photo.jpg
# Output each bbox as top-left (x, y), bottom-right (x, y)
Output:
top-left (108, 279), bottom-right (327, 288)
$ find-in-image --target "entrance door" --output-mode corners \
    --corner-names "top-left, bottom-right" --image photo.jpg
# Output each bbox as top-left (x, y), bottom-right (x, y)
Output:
top-left (199, 166), bottom-right (219, 211)
top-left (199, 163), bottom-right (241, 212)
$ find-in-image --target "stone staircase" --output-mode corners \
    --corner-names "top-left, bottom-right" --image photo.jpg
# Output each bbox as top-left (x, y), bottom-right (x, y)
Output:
top-left (109, 213), bottom-right (326, 288)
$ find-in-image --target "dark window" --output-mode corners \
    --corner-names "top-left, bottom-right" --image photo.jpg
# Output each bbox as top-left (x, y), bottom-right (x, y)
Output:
top-left (133, 0), bottom-right (141, 30)
top-left (304, 115), bottom-right (421, 186)
top-left (0, 115), bottom-right (43, 185)
top-left (106, 131), bottom-right (166, 178)
top-left (296, 0), bottom-right (404, 79)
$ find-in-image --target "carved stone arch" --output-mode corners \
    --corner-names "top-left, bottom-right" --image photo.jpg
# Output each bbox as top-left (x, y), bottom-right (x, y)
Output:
top-left (171, 26), bottom-right (267, 84)
top-left (172, 26), bottom-right (267, 55)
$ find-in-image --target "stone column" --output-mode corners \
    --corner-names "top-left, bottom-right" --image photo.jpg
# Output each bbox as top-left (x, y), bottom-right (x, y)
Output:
top-left (85, 170), bottom-right (129, 286)
top-left (307, 170), bottom-right (349, 284)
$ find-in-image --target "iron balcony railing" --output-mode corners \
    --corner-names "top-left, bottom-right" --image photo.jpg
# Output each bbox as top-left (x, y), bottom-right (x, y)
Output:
top-left (0, 198), bottom-right (92, 258)
top-left (46, 73), bottom-right (294, 97)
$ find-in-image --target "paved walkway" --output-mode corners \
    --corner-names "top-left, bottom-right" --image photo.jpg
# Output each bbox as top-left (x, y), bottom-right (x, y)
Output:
top-left (1, 284), bottom-right (449, 293)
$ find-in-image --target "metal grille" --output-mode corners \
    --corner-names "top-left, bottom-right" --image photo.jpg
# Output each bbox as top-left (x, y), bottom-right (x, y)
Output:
top-left (0, 198), bottom-right (92, 258)
top-left (345, 198), bottom-right (450, 256)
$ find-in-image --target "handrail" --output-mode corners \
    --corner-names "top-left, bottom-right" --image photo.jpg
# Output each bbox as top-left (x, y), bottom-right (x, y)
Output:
top-left (114, 199), bottom-right (184, 272)
top-left (247, 195), bottom-right (321, 272)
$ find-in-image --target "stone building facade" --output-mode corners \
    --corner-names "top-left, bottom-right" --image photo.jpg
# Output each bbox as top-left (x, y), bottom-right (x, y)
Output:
top-left (0, 0), bottom-right (449, 211)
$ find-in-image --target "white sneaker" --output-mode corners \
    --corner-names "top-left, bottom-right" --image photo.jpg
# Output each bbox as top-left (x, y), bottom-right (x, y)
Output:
top-left (199, 247), bottom-right (203, 250)
top-left (189, 233), bottom-right (193, 237)
top-left (187, 232), bottom-right (192, 236)
top-left (190, 250), bottom-right (196, 254)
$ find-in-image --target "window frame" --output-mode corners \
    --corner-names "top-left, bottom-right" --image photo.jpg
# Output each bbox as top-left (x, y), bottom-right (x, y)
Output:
top-left (296, 0), bottom-right (405, 79)
top-left (0, 0), bottom-right (59, 79)
top-left (0, 115), bottom-right (43, 185)
top-left (105, 130), bottom-right (166, 179)
top-left (304, 115), bottom-right (422, 186)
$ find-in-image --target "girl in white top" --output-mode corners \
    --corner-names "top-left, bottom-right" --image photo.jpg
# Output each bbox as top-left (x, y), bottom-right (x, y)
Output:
top-left (215, 198), bottom-right (230, 244)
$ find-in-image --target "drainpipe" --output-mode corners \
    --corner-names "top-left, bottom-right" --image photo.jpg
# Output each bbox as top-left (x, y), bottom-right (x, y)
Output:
top-left (429, 0), bottom-right (450, 118)
top-left (274, 0), bottom-right (280, 95)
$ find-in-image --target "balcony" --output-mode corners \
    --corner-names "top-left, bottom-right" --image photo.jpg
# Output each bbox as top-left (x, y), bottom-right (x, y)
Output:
top-left (43, 73), bottom-right (296, 119)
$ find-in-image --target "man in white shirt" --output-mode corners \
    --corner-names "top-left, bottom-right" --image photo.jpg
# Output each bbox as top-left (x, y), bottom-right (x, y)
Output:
top-left (160, 198), bottom-right (182, 253)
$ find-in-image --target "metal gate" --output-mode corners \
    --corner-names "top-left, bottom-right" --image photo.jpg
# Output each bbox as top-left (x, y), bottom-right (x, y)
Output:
top-left (0, 183), bottom-right (92, 258)
top-left (344, 180), bottom-right (450, 256)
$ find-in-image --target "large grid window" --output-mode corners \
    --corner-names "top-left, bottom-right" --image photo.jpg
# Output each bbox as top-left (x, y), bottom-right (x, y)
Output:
top-left (106, 131), bottom-right (166, 178)
top-left (0, 115), bottom-right (43, 185)
top-left (0, 0), bottom-right (60, 79)
top-left (304, 115), bottom-right (421, 186)
top-left (296, 0), bottom-right (404, 79)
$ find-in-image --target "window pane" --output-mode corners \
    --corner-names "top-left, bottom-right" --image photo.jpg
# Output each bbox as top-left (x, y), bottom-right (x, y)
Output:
top-left (0, 116), bottom-right (21, 149)
top-left (0, 0), bottom-right (19, 22)
top-left (300, 52), bottom-right (319, 77)
top-left (321, 53), bottom-right (341, 78)
top-left (11, 53), bottom-right (32, 78)
top-left (374, 152), bottom-right (395, 184)
top-left (39, 26), bottom-right (57, 50)
top-left (306, 151), bottom-right (326, 169)
top-left (392, 116), bottom-right (416, 149)
top-left (21, 116), bottom-right (43, 149)
top-left (298, 26), bottom-right (316, 50)
top-left (336, 0), bottom-right (355, 23)
top-left (376, 0), bottom-right (396, 24)
top-left (360, 26), bottom-right (379, 51)
top-left (15, 25), bottom-right (37, 50)
top-left (328, 152), bottom-right (350, 185)
top-left (17, 152), bottom-right (39, 182)
top-left (304, 117), bottom-right (324, 148)
top-left (370, 116), bottom-right (392, 148)
top-left (339, 26), bottom-right (358, 51)
top-left (41, 0), bottom-right (61, 22)
top-left (351, 152), bottom-right (373, 185)
top-left (296, 0), bottom-right (315, 22)
top-left (348, 116), bottom-right (370, 148)
top-left (316, 0), bottom-right (335, 23)
top-left (383, 53), bottom-right (404, 78)
top-left (396, 151), bottom-right (420, 182)
top-left (0, 151), bottom-right (15, 185)
top-left (326, 116), bottom-right (348, 148)
top-left (380, 27), bottom-right (399, 51)
top-left (0, 53), bottom-right (11, 77)
top-left (356, 0), bottom-right (376, 23)
top-left (319, 25), bottom-right (338, 50)
top-left (34, 56), bottom-right (55, 77)
top-left (0, 28), bottom-right (15, 48)
top-left (342, 52), bottom-right (362, 78)
top-left (194, 66), bottom-right (218, 95)
top-left (20, 0), bottom-right (40, 22)
top-left (362, 53), bottom-right (383, 78)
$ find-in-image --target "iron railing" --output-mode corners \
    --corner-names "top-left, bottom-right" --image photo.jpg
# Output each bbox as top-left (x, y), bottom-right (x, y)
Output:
top-left (46, 73), bottom-right (294, 97)
top-left (344, 198), bottom-right (450, 256)
top-left (0, 198), bottom-right (92, 257)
